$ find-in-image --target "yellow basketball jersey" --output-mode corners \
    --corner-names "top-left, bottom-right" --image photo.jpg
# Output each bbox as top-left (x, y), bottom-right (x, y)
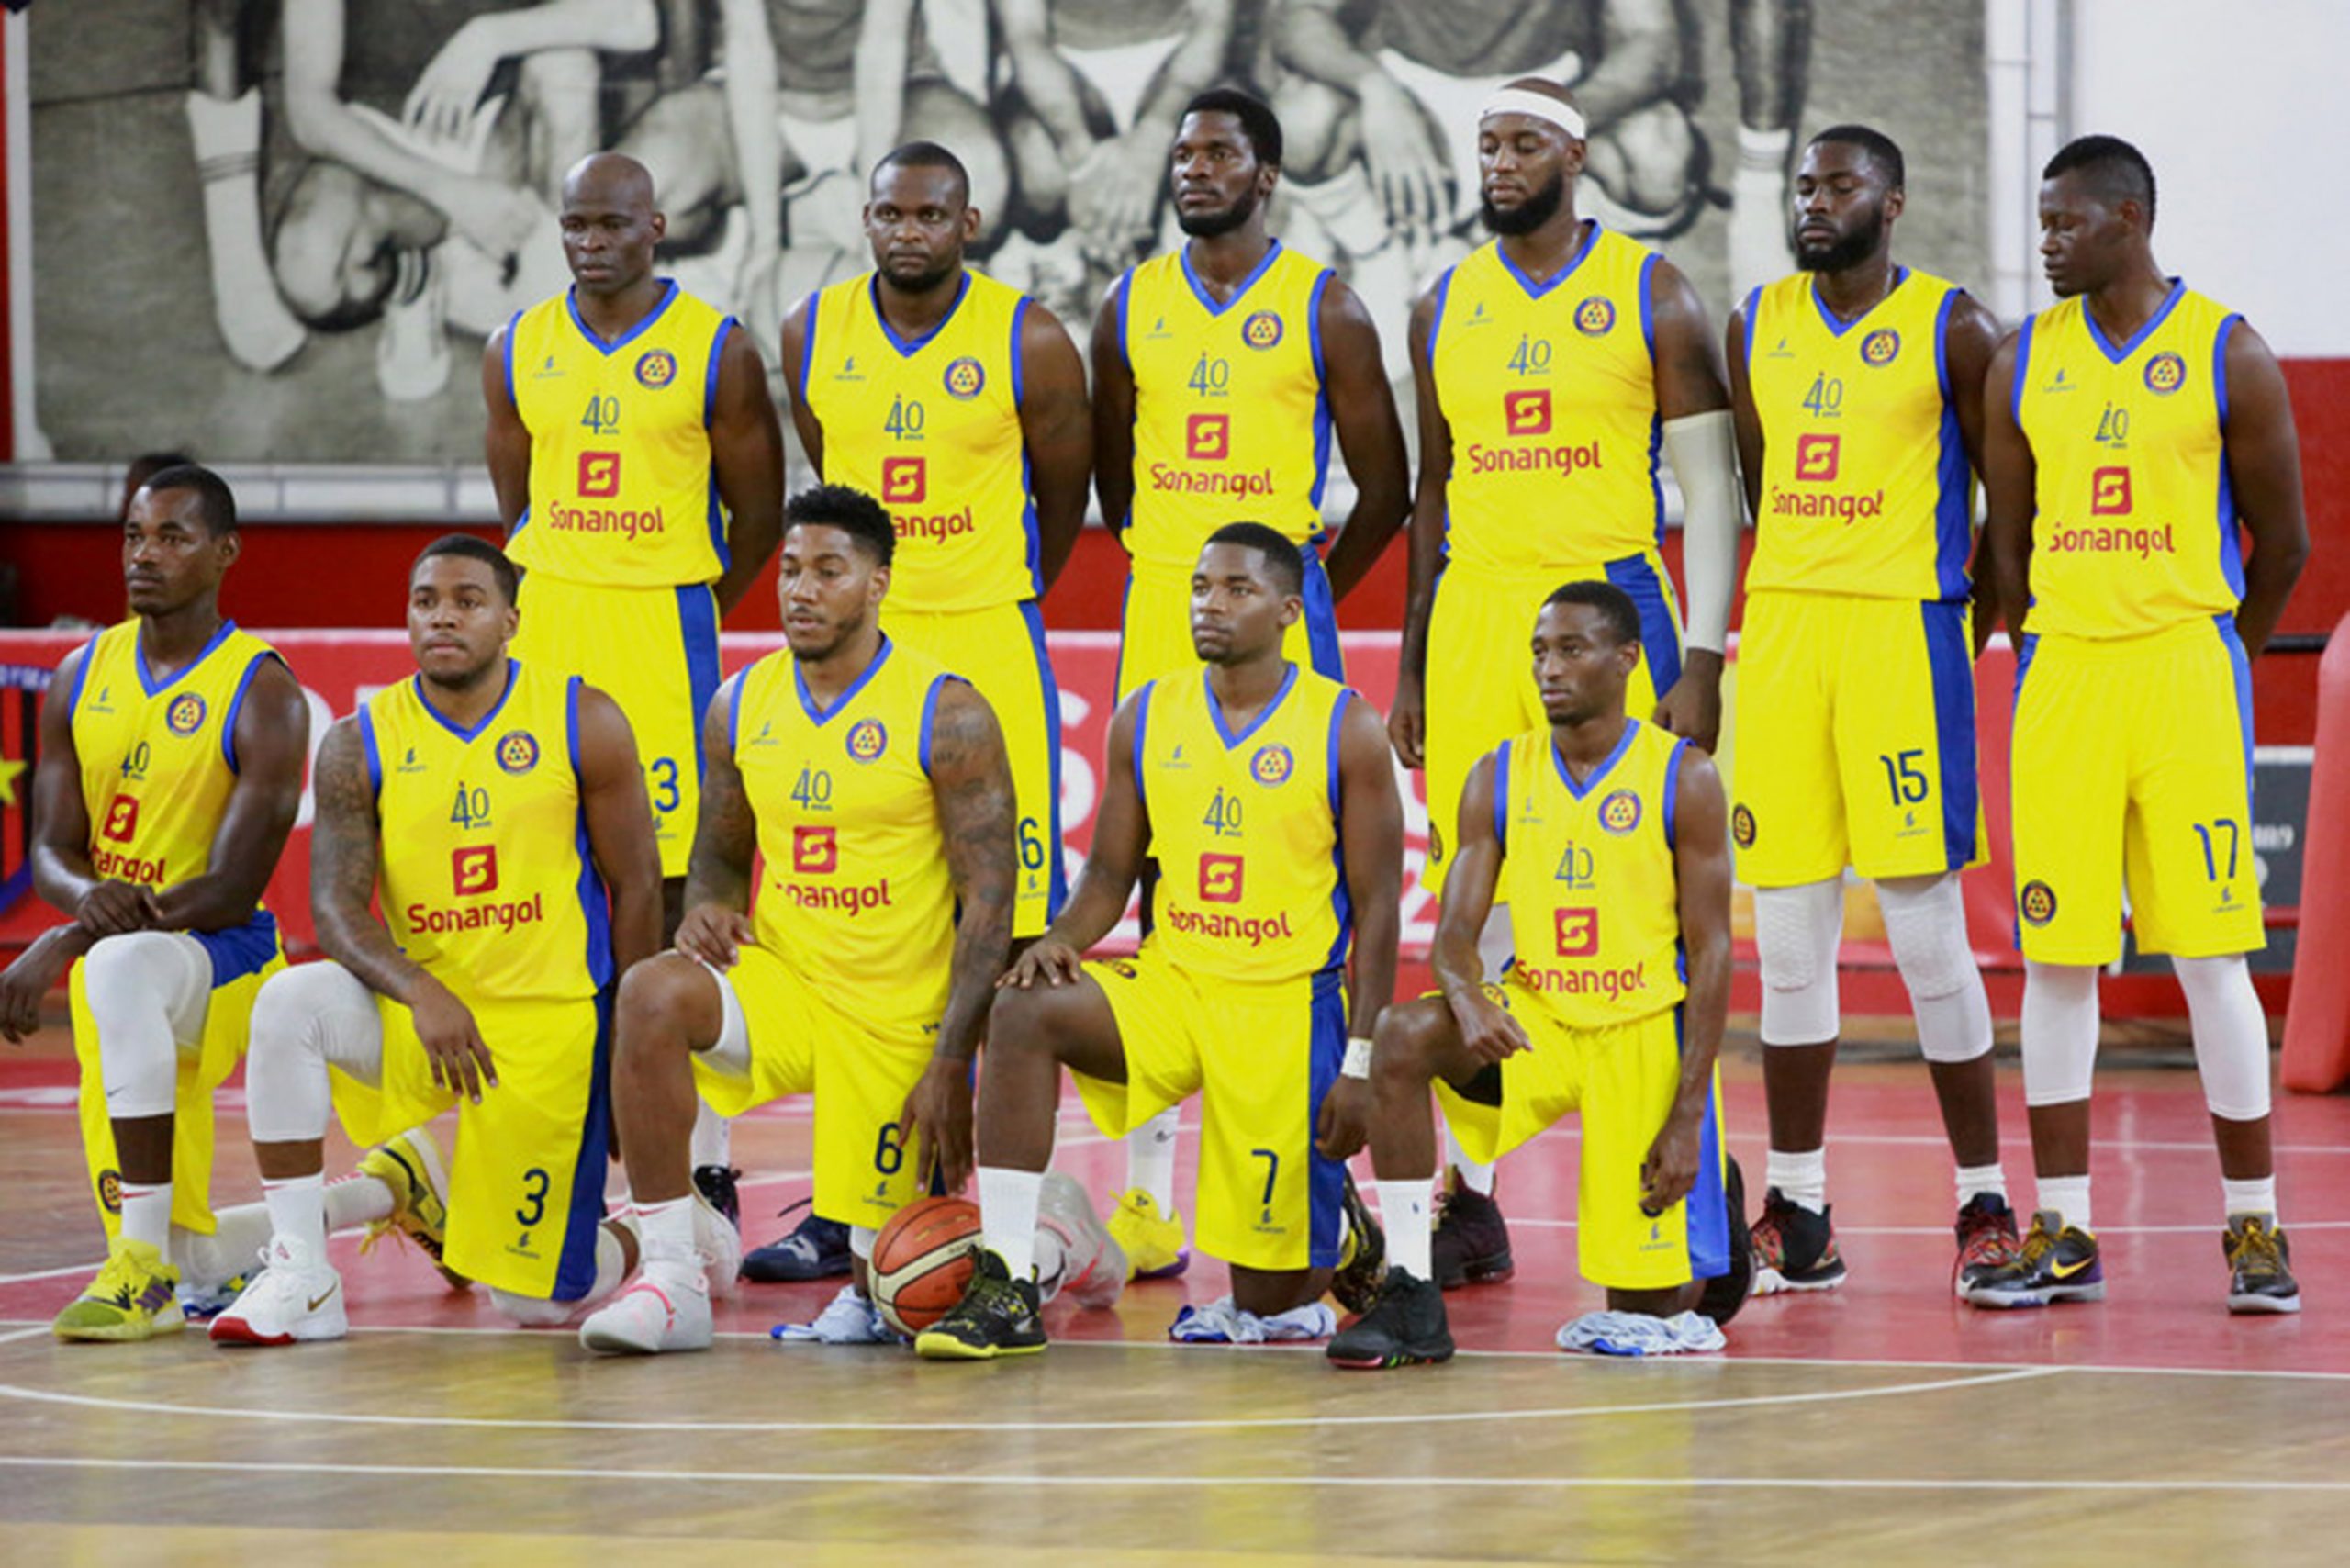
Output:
top-left (506, 281), bottom-right (735, 588)
top-left (1743, 269), bottom-right (1974, 601)
top-left (731, 638), bottom-right (959, 1036)
top-left (1118, 241), bottom-right (1335, 568)
top-left (2014, 284), bottom-right (2244, 639)
top-left (68, 619), bottom-right (283, 901)
top-left (798, 269), bottom-right (1039, 614)
top-left (1134, 665), bottom-right (1352, 982)
top-left (359, 661), bottom-right (609, 1005)
top-left (1430, 226), bottom-right (1663, 574)
top-left (1494, 719), bottom-right (1686, 1029)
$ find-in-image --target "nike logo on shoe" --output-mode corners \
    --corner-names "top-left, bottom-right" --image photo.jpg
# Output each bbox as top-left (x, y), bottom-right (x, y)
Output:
top-left (307, 1286), bottom-right (339, 1312)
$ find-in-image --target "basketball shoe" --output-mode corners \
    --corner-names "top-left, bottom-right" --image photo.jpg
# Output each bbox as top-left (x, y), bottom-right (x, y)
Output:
top-left (913, 1250), bottom-right (1046, 1361)
top-left (695, 1186), bottom-right (744, 1300)
top-left (1431, 1169), bottom-right (1514, 1290)
top-left (2224, 1215), bottom-right (2300, 1315)
top-left (357, 1126), bottom-right (467, 1289)
top-left (1751, 1187), bottom-right (1846, 1294)
top-left (1036, 1171), bottom-right (1126, 1310)
top-left (1330, 1170), bottom-right (1388, 1314)
top-left (694, 1165), bottom-right (742, 1232)
top-left (51, 1238), bottom-right (184, 1342)
top-left (1326, 1267), bottom-right (1453, 1371)
top-left (209, 1234), bottom-right (348, 1346)
top-left (579, 1265), bottom-right (713, 1354)
top-left (1953, 1192), bottom-right (2023, 1295)
top-left (743, 1198), bottom-right (855, 1283)
top-left (1959, 1211), bottom-right (2103, 1308)
top-left (1107, 1188), bottom-right (1189, 1280)
top-left (771, 1285), bottom-right (896, 1343)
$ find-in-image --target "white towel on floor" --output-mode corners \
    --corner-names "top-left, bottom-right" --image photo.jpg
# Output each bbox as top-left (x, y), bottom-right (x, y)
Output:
top-left (1555, 1309), bottom-right (1726, 1356)
top-left (1168, 1297), bottom-right (1337, 1343)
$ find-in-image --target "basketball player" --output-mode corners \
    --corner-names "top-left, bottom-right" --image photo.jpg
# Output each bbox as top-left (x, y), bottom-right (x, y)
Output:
top-left (207, 536), bottom-right (670, 1343)
top-left (1967, 136), bottom-right (2308, 1312)
top-left (1322, 582), bottom-right (1739, 1368)
top-left (0, 465), bottom-right (308, 1341)
top-left (1393, 78), bottom-right (1740, 1289)
top-left (1725, 126), bottom-right (2016, 1294)
top-left (1093, 87), bottom-right (1410, 1274)
top-left (578, 485), bottom-right (1018, 1354)
top-left (485, 151), bottom-right (785, 1223)
top-left (915, 523), bottom-right (1403, 1360)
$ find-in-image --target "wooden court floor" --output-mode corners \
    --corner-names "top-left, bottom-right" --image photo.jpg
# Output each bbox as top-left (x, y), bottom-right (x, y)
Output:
top-left (5, 1023), bottom-right (2349, 1565)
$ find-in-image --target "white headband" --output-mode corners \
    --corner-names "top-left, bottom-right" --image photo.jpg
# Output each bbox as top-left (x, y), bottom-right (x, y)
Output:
top-left (1479, 88), bottom-right (1587, 141)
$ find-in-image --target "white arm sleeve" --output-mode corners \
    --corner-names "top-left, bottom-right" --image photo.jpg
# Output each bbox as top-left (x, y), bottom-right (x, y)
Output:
top-left (1662, 409), bottom-right (1741, 653)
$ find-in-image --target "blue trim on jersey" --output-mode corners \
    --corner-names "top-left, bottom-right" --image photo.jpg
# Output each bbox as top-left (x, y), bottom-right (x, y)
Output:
top-left (2214, 315), bottom-right (2246, 599)
top-left (1549, 717), bottom-right (1640, 801)
top-left (550, 992), bottom-right (616, 1300)
top-left (1307, 269), bottom-right (1335, 512)
top-left (793, 290), bottom-right (821, 404)
top-left (704, 316), bottom-right (734, 427)
top-left (677, 585), bottom-right (721, 775)
top-left (1113, 272), bottom-right (1133, 368)
top-left (918, 671), bottom-right (955, 776)
top-left (1299, 548), bottom-right (1345, 682)
top-left (218, 650), bottom-right (274, 774)
top-left (1323, 689), bottom-right (1354, 974)
top-left (1306, 269), bottom-right (1331, 382)
top-left (565, 674), bottom-right (617, 991)
top-left (1677, 1004), bottom-right (1733, 1281)
top-left (191, 910), bottom-right (279, 989)
top-left (2219, 613), bottom-right (2255, 801)
top-left (1662, 735), bottom-right (1686, 851)
top-left (1740, 286), bottom-right (1761, 364)
top-left (1130, 679), bottom-right (1155, 804)
top-left (501, 310), bottom-right (520, 405)
top-left (1178, 238), bottom-right (1282, 316)
top-left (1494, 221), bottom-right (1599, 300)
top-left (414, 660), bottom-right (520, 743)
top-left (358, 703), bottom-right (383, 799)
top-left (1010, 294), bottom-right (1031, 405)
top-left (1020, 600), bottom-right (1070, 916)
top-left (62, 636), bottom-right (96, 721)
top-left (706, 472), bottom-right (728, 568)
top-left (794, 636), bottom-right (892, 725)
top-left (565, 278), bottom-right (679, 355)
top-left (724, 670), bottom-right (752, 757)
top-left (1808, 266), bottom-right (1908, 338)
top-left (2012, 631), bottom-right (2039, 701)
top-left (1604, 554), bottom-right (1683, 696)
top-left (1305, 969), bottom-right (1349, 1268)
top-left (1426, 265), bottom-right (1455, 359)
top-left (1492, 740), bottom-right (1512, 857)
top-left (134, 617), bottom-right (239, 699)
top-left (1646, 410), bottom-right (1666, 549)
top-left (1922, 600), bottom-right (1980, 870)
top-left (871, 271), bottom-right (971, 357)
top-left (1204, 661), bottom-right (1300, 749)
top-left (1638, 252), bottom-right (1659, 359)
top-left (2010, 316), bottom-right (2036, 428)
top-left (1932, 290), bottom-right (1974, 602)
top-left (2083, 277), bottom-right (2186, 364)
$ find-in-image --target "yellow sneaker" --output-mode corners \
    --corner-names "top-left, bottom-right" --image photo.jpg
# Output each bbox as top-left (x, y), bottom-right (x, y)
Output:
top-left (356, 1126), bottom-right (469, 1289)
top-left (1106, 1188), bottom-right (1190, 1281)
top-left (52, 1238), bottom-right (184, 1341)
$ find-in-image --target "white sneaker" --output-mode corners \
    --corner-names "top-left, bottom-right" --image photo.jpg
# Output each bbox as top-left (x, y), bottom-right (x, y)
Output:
top-left (579, 1267), bottom-right (711, 1355)
top-left (209, 1237), bottom-right (348, 1346)
top-left (770, 1285), bottom-right (896, 1344)
top-left (695, 1190), bottom-right (743, 1300)
top-left (1037, 1170), bottom-right (1126, 1310)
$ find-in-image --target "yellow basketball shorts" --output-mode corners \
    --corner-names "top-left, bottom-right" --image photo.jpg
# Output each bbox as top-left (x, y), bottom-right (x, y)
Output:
top-left (2011, 617), bottom-right (2264, 965)
top-left (689, 944), bottom-right (937, 1229)
top-left (511, 574), bottom-right (722, 879)
top-left (1434, 990), bottom-right (1731, 1292)
top-left (1069, 946), bottom-right (1348, 1272)
top-left (1423, 554), bottom-right (1681, 896)
top-left (1114, 545), bottom-right (1345, 702)
top-left (72, 916), bottom-right (282, 1238)
top-left (1733, 590), bottom-right (1984, 887)
top-left (882, 599), bottom-right (1067, 937)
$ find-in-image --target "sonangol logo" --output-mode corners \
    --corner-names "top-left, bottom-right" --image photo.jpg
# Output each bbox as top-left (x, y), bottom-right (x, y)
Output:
top-left (1505, 387), bottom-right (1552, 436)
top-left (496, 731), bottom-right (540, 775)
top-left (166, 693), bottom-right (207, 735)
top-left (1731, 803), bottom-right (1756, 848)
top-left (845, 718), bottom-right (889, 762)
top-left (577, 451), bottom-right (621, 498)
top-left (943, 357), bottom-right (986, 399)
top-left (635, 348), bottom-right (677, 389)
top-left (1598, 789), bottom-right (1642, 834)
top-left (881, 455), bottom-right (928, 505)
top-left (1574, 297), bottom-right (1616, 336)
top-left (452, 845), bottom-right (499, 897)
top-left (1186, 412), bottom-right (1231, 461)
top-left (1794, 431), bottom-right (1841, 483)
top-left (1862, 329), bottom-right (1901, 366)
top-left (1241, 310), bottom-right (1283, 350)
top-left (2143, 352), bottom-right (2187, 395)
top-left (2020, 879), bottom-right (2058, 926)
top-left (1249, 743), bottom-right (1294, 786)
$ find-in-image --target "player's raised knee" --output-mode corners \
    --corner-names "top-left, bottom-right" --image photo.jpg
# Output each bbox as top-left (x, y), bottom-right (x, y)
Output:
top-left (615, 951), bottom-right (717, 1044)
top-left (1371, 996), bottom-right (1450, 1082)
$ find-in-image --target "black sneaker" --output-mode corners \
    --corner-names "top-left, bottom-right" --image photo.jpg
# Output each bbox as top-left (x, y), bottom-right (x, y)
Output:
top-left (1431, 1172), bottom-right (1514, 1290)
top-left (2224, 1215), bottom-right (2301, 1315)
top-left (693, 1164), bottom-right (742, 1233)
top-left (1959, 1210), bottom-right (2103, 1308)
top-left (914, 1250), bottom-right (1047, 1361)
top-left (1751, 1186), bottom-right (1846, 1294)
top-left (1330, 1170), bottom-right (1387, 1315)
top-left (1953, 1192), bottom-right (2023, 1295)
top-left (1697, 1156), bottom-right (1754, 1327)
top-left (742, 1198), bottom-right (855, 1283)
top-left (1327, 1267), bottom-right (1455, 1371)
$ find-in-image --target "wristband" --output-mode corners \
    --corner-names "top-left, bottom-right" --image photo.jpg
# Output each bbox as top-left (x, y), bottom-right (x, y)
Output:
top-left (1342, 1037), bottom-right (1375, 1080)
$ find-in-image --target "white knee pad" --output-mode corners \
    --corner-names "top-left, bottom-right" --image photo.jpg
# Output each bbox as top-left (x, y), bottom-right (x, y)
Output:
top-left (2174, 954), bottom-right (2273, 1122)
top-left (2020, 961), bottom-right (2100, 1106)
top-left (1754, 879), bottom-right (1843, 1046)
top-left (693, 957), bottom-right (753, 1080)
top-left (82, 932), bottom-right (210, 1119)
top-left (245, 962), bottom-right (384, 1143)
top-left (1876, 875), bottom-right (1993, 1064)
top-left (490, 1288), bottom-right (578, 1328)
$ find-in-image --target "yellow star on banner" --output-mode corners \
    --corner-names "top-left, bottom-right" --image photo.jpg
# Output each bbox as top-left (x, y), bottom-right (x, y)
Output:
top-left (0, 754), bottom-right (26, 808)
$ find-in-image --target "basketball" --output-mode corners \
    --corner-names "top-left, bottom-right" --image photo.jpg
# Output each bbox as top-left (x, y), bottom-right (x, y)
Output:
top-left (868, 1195), bottom-right (983, 1337)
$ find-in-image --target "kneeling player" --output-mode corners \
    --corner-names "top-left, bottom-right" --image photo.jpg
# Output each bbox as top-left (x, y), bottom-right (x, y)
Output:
top-left (1324, 583), bottom-right (1746, 1368)
top-left (580, 486), bottom-right (1018, 1355)
top-left (917, 523), bottom-right (1404, 1360)
top-left (210, 536), bottom-right (671, 1342)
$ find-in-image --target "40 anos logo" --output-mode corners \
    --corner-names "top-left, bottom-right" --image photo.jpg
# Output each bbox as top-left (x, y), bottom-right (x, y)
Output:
top-left (943, 357), bottom-right (986, 398)
top-left (165, 693), bottom-right (207, 736)
top-left (1598, 789), bottom-right (1642, 834)
top-left (634, 348), bottom-right (677, 389)
top-left (1862, 329), bottom-right (1901, 366)
top-left (1574, 297), bottom-right (1616, 336)
top-left (845, 718), bottom-right (889, 762)
top-left (2143, 352), bottom-right (2187, 395)
top-left (1241, 310), bottom-right (1284, 350)
top-left (496, 731), bottom-right (540, 775)
top-left (1249, 743), bottom-right (1294, 785)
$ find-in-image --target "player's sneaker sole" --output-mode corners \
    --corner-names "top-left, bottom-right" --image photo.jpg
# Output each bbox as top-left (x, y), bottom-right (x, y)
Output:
top-left (911, 1334), bottom-right (1047, 1362)
top-left (1751, 1262), bottom-right (1847, 1295)
top-left (1957, 1278), bottom-right (2105, 1308)
top-left (2227, 1290), bottom-right (2301, 1315)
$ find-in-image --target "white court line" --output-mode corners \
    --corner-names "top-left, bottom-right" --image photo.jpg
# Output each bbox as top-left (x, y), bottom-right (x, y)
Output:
top-left (1500, 1218), bottom-right (2350, 1238)
top-left (0, 1365), bottom-right (2056, 1434)
top-left (0, 1452), bottom-right (2343, 1495)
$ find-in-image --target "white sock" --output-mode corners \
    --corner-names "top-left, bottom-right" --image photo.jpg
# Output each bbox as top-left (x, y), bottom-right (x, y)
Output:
top-left (848, 1225), bottom-right (877, 1262)
top-left (689, 1103), bottom-right (732, 1170)
top-left (2036, 1175), bottom-right (2092, 1234)
top-left (1125, 1108), bottom-right (1180, 1214)
top-left (1954, 1163), bottom-right (2008, 1208)
top-left (977, 1166), bottom-right (1044, 1281)
top-left (1379, 1174), bottom-right (1434, 1282)
top-left (1447, 1133), bottom-right (1496, 1199)
top-left (2221, 1177), bottom-right (2277, 1221)
top-left (325, 1171), bottom-right (397, 1230)
top-left (1765, 1148), bottom-right (1827, 1213)
top-left (634, 1194), bottom-right (698, 1271)
top-left (263, 1172), bottom-right (328, 1254)
top-left (119, 1182), bottom-right (173, 1259)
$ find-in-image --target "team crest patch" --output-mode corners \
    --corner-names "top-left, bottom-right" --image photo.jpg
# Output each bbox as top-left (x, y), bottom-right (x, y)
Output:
top-left (634, 348), bottom-right (677, 389)
top-left (846, 718), bottom-right (889, 762)
top-left (2143, 352), bottom-right (2187, 395)
top-left (1250, 743), bottom-right (1295, 786)
top-left (97, 1168), bottom-right (122, 1215)
top-left (1241, 310), bottom-right (1284, 350)
top-left (496, 731), bottom-right (540, 775)
top-left (2020, 879), bottom-right (2058, 926)
top-left (1861, 329), bottom-right (1901, 366)
top-left (1731, 803), bottom-right (1756, 848)
top-left (1574, 297), bottom-right (1616, 336)
top-left (1428, 821), bottom-right (1446, 865)
top-left (943, 356), bottom-right (986, 399)
top-left (1598, 789), bottom-right (1642, 834)
top-left (1104, 958), bottom-right (1138, 980)
top-left (165, 693), bottom-right (207, 736)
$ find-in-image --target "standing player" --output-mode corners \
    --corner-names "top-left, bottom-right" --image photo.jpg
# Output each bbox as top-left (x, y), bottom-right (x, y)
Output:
top-left (0, 466), bottom-right (308, 1340)
top-left (485, 150), bottom-right (785, 1221)
top-left (578, 486), bottom-right (1018, 1354)
top-left (1322, 583), bottom-right (1739, 1368)
top-left (1970, 137), bottom-right (2308, 1313)
top-left (1092, 88), bottom-right (1410, 1271)
top-left (1391, 78), bottom-right (1740, 1285)
top-left (207, 536), bottom-right (668, 1343)
top-left (1725, 126), bottom-right (2016, 1294)
top-left (915, 523), bottom-right (1402, 1360)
